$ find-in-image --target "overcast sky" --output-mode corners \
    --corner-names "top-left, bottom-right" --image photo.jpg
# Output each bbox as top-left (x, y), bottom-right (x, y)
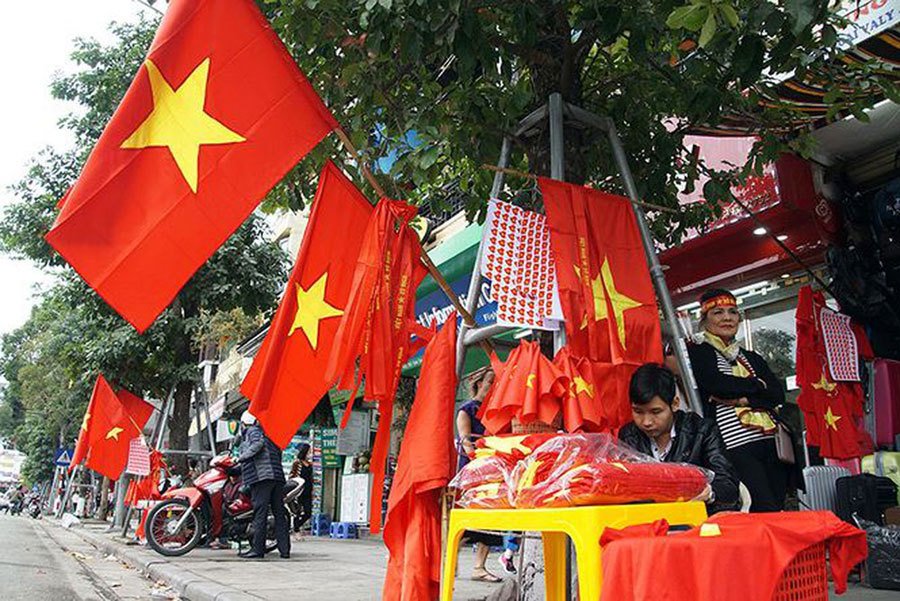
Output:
top-left (0, 0), bottom-right (153, 337)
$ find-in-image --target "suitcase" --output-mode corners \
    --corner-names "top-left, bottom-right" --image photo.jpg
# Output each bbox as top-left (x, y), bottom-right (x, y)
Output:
top-left (862, 452), bottom-right (900, 504)
top-left (835, 473), bottom-right (898, 525)
top-left (858, 519), bottom-right (900, 591)
top-left (799, 465), bottom-right (851, 511)
top-left (871, 359), bottom-right (900, 448)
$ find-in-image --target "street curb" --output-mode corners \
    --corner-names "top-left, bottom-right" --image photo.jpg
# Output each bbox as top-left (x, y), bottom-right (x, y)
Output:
top-left (45, 520), bottom-right (261, 601)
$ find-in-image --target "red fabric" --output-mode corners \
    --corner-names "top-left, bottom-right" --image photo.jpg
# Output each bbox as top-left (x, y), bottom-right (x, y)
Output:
top-left (382, 316), bottom-right (457, 601)
top-left (125, 450), bottom-right (167, 507)
top-left (241, 162), bottom-right (372, 448)
top-left (795, 286), bottom-right (866, 458)
top-left (599, 511), bottom-right (868, 601)
top-left (326, 198), bottom-right (427, 533)
top-left (552, 347), bottom-right (606, 432)
top-left (540, 179), bottom-right (663, 366)
top-left (599, 519), bottom-right (670, 547)
top-left (45, 0), bottom-right (336, 332)
top-left (477, 341), bottom-right (569, 434)
top-left (72, 375), bottom-right (154, 480)
top-left (515, 459), bottom-right (708, 508)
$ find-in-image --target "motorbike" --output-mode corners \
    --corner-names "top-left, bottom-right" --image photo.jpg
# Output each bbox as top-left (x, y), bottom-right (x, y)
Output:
top-left (145, 453), bottom-right (305, 557)
top-left (26, 493), bottom-right (42, 519)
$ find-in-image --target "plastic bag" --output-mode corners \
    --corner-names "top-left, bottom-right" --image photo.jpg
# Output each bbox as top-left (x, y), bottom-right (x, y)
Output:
top-left (858, 518), bottom-right (900, 590)
top-left (512, 433), bottom-right (712, 508)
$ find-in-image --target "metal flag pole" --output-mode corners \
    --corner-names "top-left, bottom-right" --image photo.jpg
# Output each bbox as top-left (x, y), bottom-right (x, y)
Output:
top-left (57, 464), bottom-right (81, 518)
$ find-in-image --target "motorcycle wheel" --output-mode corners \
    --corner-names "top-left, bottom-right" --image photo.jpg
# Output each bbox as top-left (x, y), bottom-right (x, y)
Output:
top-left (146, 499), bottom-right (203, 557)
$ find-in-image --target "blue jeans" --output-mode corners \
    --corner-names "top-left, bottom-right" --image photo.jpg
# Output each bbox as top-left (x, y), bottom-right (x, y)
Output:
top-left (502, 534), bottom-right (519, 552)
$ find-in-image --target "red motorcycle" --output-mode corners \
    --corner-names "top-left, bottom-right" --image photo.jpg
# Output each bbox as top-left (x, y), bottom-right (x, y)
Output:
top-left (145, 453), bottom-right (303, 556)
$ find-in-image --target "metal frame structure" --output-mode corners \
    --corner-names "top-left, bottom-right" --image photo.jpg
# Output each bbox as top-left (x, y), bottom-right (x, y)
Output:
top-left (455, 93), bottom-right (703, 416)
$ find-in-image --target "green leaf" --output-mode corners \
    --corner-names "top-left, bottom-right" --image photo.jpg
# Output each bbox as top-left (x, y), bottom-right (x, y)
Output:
top-left (683, 5), bottom-right (709, 31)
top-left (849, 104), bottom-right (871, 123)
top-left (420, 147), bottom-right (440, 169)
top-left (666, 5), bottom-right (696, 29)
top-left (733, 35), bottom-right (764, 85)
top-left (822, 87), bottom-right (842, 104)
top-left (720, 4), bottom-right (739, 28)
top-left (882, 84), bottom-right (900, 105)
top-left (785, 0), bottom-right (816, 35)
top-left (699, 11), bottom-right (718, 47)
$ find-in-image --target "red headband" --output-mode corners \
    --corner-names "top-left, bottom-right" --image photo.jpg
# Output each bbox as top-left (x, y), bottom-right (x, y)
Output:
top-left (701, 295), bottom-right (737, 315)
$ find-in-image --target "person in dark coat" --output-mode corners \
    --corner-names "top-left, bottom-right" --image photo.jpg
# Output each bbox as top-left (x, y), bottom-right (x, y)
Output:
top-left (685, 288), bottom-right (791, 512)
top-left (237, 410), bottom-right (290, 559)
top-left (619, 363), bottom-right (740, 514)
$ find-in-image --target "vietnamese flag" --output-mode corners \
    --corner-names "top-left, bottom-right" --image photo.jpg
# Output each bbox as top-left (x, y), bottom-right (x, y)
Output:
top-left (382, 317), bottom-right (457, 601)
top-left (552, 347), bottom-right (606, 432)
top-left (241, 162), bottom-right (372, 448)
top-left (71, 375), bottom-right (155, 480)
top-left (477, 340), bottom-right (569, 435)
top-left (45, 0), bottom-right (337, 332)
top-left (540, 179), bottom-right (662, 366)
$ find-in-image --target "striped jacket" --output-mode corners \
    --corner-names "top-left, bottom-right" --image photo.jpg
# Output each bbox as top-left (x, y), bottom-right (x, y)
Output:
top-left (238, 424), bottom-right (285, 486)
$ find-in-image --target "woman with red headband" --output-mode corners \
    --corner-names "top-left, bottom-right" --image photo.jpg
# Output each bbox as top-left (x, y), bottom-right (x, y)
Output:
top-left (686, 288), bottom-right (789, 512)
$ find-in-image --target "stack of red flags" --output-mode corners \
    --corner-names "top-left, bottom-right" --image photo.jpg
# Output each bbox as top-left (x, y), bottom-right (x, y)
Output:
top-left (795, 285), bottom-right (873, 459)
top-left (540, 179), bottom-right (663, 428)
top-left (71, 375), bottom-right (155, 480)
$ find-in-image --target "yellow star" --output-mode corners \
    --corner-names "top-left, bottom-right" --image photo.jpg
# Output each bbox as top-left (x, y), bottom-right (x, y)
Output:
top-left (574, 256), bottom-right (643, 348)
top-left (105, 427), bottom-right (125, 441)
top-left (289, 272), bottom-right (343, 350)
top-left (80, 411), bottom-right (91, 432)
top-left (526, 373), bottom-right (536, 389)
top-left (812, 371), bottom-right (837, 394)
top-left (573, 376), bottom-right (594, 397)
top-left (824, 406), bottom-right (842, 431)
top-left (121, 58), bottom-right (245, 193)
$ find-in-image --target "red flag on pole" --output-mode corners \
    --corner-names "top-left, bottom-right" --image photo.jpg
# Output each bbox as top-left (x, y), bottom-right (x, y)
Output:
top-left (45, 0), bottom-right (337, 332)
top-left (71, 375), bottom-right (154, 480)
top-left (540, 178), bottom-right (662, 365)
top-left (540, 179), bottom-right (663, 428)
top-left (382, 316), bottom-right (457, 601)
top-left (241, 162), bottom-right (373, 448)
top-left (326, 198), bottom-right (427, 533)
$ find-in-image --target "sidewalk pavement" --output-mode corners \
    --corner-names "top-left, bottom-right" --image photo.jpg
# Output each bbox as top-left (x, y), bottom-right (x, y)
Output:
top-left (47, 518), bottom-right (897, 601)
top-left (54, 519), bottom-right (504, 601)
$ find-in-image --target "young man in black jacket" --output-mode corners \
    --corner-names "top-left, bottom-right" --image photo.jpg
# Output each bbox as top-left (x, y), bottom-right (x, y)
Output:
top-left (618, 363), bottom-right (741, 514)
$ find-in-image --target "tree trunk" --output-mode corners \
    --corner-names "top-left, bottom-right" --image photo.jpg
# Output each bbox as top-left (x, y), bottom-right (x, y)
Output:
top-left (519, 4), bottom-right (590, 184)
top-left (168, 379), bottom-right (193, 475)
top-left (97, 477), bottom-right (111, 521)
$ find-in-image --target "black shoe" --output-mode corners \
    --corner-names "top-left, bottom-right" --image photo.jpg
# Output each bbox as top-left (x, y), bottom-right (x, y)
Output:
top-left (279, 553), bottom-right (290, 559)
top-left (239, 551), bottom-right (265, 559)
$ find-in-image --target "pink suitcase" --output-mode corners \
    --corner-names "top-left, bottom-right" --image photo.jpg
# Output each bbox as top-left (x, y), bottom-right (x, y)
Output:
top-left (872, 359), bottom-right (900, 448)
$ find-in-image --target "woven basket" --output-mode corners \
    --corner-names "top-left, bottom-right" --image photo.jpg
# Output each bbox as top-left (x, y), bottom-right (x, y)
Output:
top-left (511, 414), bottom-right (563, 434)
top-left (771, 542), bottom-right (828, 601)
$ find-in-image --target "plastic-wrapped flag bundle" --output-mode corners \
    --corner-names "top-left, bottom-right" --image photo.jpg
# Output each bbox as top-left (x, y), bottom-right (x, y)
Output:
top-left (450, 433), bottom-right (712, 509)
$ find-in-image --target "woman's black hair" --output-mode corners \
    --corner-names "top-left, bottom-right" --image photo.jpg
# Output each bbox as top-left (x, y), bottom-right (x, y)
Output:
top-left (629, 363), bottom-right (677, 406)
top-left (699, 287), bottom-right (736, 306)
top-left (296, 442), bottom-right (311, 461)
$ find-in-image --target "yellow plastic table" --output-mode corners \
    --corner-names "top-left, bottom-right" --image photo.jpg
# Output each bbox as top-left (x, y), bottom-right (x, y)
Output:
top-left (441, 502), bottom-right (708, 601)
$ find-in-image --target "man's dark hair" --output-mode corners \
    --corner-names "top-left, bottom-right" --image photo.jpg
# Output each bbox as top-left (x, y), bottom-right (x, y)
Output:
top-left (629, 363), bottom-right (677, 406)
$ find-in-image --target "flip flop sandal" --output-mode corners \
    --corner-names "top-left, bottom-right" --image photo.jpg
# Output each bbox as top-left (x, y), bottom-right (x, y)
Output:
top-left (471, 570), bottom-right (502, 583)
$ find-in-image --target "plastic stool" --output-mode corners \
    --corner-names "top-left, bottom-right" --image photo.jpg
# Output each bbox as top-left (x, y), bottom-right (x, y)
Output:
top-left (441, 502), bottom-right (707, 601)
top-left (329, 521), bottom-right (358, 539)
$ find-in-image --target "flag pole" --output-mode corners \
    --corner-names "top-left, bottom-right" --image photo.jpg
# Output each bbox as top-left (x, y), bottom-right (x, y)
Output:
top-left (333, 126), bottom-right (493, 354)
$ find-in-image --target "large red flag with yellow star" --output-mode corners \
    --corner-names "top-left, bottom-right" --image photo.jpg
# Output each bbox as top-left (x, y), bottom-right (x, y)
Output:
top-left (241, 162), bottom-right (373, 448)
top-left (71, 375), bottom-right (154, 480)
top-left (540, 179), bottom-right (662, 366)
top-left (45, 0), bottom-right (337, 332)
top-left (541, 179), bottom-right (663, 428)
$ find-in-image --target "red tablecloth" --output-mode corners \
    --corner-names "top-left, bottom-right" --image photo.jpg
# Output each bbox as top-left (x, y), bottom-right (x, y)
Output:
top-left (599, 511), bottom-right (867, 601)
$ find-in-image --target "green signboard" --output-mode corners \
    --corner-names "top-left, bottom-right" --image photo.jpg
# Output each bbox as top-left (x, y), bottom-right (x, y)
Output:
top-left (317, 428), bottom-right (341, 468)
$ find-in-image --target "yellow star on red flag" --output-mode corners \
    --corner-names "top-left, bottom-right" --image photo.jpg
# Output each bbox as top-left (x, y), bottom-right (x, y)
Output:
top-left (289, 272), bottom-right (343, 350)
top-left (121, 58), bottom-right (246, 193)
top-left (575, 256), bottom-right (643, 348)
top-left (105, 426), bottom-right (125, 441)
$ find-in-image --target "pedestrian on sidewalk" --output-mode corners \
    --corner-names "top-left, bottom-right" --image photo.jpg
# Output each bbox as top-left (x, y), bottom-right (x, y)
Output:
top-left (237, 410), bottom-right (291, 559)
